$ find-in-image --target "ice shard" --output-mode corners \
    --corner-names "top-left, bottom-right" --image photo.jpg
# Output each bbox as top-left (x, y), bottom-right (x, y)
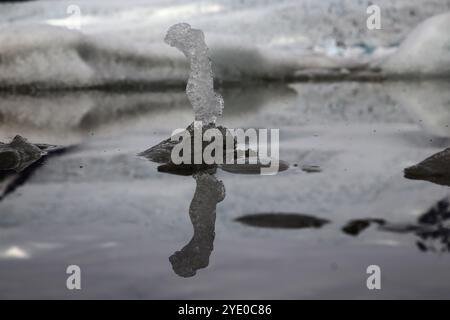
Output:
top-left (165, 23), bottom-right (223, 125)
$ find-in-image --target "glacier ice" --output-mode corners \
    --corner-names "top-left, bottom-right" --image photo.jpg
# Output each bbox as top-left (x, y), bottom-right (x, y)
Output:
top-left (382, 12), bottom-right (450, 76)
top-left (1, 1), bottom-right (450, 87)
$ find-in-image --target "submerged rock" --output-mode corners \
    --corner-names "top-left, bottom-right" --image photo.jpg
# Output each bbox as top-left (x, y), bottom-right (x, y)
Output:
top-left (404, 148), bottom-right (450, 186)
top-left (235, 213), bottom-right (329, 229)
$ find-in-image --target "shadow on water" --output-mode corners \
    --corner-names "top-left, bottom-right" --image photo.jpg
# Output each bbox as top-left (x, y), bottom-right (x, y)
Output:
top-left (235, 213), bottom-right (329, 229)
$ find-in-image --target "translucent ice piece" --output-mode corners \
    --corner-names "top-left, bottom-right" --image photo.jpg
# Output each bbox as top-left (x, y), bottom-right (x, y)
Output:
top-left (165, 23), bottom-right (223, 125)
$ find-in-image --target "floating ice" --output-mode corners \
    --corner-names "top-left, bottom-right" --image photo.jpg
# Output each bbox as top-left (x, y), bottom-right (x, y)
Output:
top-left (165, 23), bottom-right (223, 125)
top-left (0, 1), bottom-right (450, 87)
top-left (382, 12), bottom-right (450, 76)
top-left (140, 24), bottom-right (286, 174)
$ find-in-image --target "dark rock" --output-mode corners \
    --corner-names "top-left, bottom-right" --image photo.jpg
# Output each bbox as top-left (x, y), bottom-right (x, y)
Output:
top-left (0, 135), bottom-right (45, 172)
top-left (139, 122), bottom-right (235, 164)
top-left (404, 148), bottom-right (450, 186)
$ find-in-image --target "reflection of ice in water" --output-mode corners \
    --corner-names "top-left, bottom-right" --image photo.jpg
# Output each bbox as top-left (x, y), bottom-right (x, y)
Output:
top-left (165, 23), bottom-right (223, 125)
top-left (387, 81), bottom-right (450, 137)
top-left (170, 171), bottom-right (225, 277)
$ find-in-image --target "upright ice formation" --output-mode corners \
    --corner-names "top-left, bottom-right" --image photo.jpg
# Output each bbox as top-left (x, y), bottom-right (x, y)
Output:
top-left (165, 23), bottom-right (223, 125)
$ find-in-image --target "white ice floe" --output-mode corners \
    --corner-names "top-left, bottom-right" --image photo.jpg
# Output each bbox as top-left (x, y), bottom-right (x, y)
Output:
top-left (382, 12), bottom-right (450, 77)
top-left (0, 0), bottom-right (449, 87)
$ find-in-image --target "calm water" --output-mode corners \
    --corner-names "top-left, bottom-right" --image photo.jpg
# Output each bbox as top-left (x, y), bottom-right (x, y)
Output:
top-left (1, 81), bottom-right (450, 299)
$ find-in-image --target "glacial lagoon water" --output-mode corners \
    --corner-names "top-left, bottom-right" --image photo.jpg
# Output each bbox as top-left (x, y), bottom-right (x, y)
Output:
top-left (0, 81), bottom-right (450, 298)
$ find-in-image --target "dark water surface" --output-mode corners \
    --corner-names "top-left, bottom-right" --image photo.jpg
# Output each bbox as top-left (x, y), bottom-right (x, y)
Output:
top-left (1, 81), bottom-right (450, 299)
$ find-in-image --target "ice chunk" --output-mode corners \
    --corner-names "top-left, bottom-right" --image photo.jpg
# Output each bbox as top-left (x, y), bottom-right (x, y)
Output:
top-left (1, 1), bottom-right (450, 86)
top-left (382, 12), bottom-right (450, 76)
top-left (165, 23), bottom-right (223, 125)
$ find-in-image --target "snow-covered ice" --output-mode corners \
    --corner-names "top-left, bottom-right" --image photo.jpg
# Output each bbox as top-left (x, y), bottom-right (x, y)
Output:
top-left (0, 0), bottom-right (449, 87)
top-left (382, 12), bottom-right (450, 76)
